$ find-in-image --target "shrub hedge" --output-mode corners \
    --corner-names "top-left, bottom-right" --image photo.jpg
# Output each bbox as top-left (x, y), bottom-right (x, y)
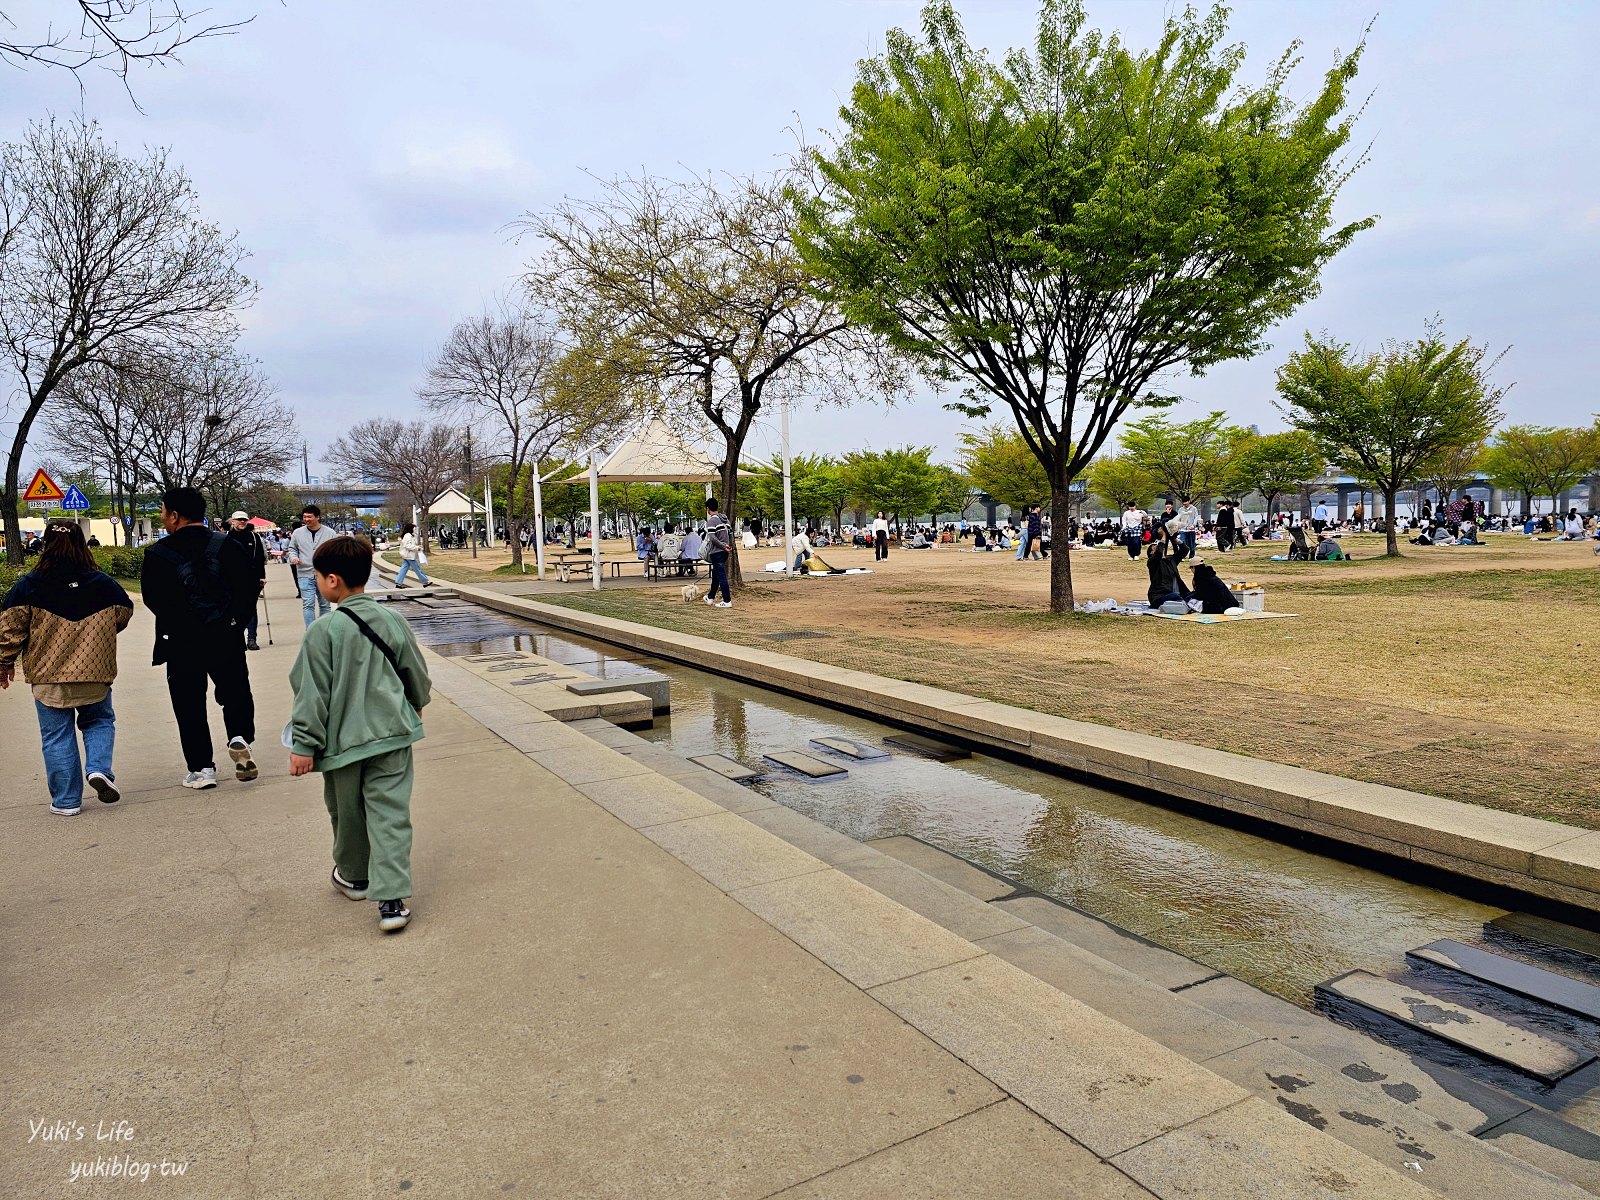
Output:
top-left (0, 544), bottom-right (145, 600)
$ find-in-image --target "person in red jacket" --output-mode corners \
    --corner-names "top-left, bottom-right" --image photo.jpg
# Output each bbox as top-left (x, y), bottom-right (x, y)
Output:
top-left (0, 521), bottom-right (134, 815)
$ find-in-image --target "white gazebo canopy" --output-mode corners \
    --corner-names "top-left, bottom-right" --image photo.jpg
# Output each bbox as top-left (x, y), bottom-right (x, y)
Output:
top-left (426, 486), bottom-right (476, 517)
top-left (532, 417), bottom-right (759, 587)
top-left (591, 417), bottom-right (734, 483)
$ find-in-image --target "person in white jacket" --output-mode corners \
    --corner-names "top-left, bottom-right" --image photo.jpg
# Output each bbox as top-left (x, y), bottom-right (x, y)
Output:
top-left (791, 527), bottom-right (813, 573)
top-left (394, 524), bottom-right (434, 589)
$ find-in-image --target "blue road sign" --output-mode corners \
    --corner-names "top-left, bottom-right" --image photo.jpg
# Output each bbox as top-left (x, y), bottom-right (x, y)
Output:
top-left (60, 485), bottom-right (90, 511)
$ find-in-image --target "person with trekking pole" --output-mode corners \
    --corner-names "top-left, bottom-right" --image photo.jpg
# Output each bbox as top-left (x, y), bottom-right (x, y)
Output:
top-left (228, 511), bottom-right (269, 651)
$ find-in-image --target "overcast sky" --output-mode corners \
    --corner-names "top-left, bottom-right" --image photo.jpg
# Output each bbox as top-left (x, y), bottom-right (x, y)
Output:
top-left (3, 0), bottom-right (1596, 480)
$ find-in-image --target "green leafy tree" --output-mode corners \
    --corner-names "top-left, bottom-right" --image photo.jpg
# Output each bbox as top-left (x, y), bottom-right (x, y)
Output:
top-left (745, 453), bottom-right (851, 530)
top-left (1224, 430), bottom-right (1324, 521)
top-left (929, 464), bottom-right (976, 522)
top-left (796, 0), bottom-right (1371, 609)
top-left (1480, 425), bottom-right (1598, 517)
top-left (1084, 455), bottom-right (1157, 512)
top-left (839, 447), bottom-right (941, 528)
top-left (1415, 440), bottom-right (1485, 511)
top-left (1119, 411), bottom-right (1246, 503)
top-left (957, 425), bottom-right (1049, 512)
top-left (1277, 325), bottom-right (1505, 556)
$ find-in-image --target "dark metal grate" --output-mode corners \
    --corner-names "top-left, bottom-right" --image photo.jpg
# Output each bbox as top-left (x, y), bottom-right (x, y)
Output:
top-left (759, 630), bottom-right (831, 642)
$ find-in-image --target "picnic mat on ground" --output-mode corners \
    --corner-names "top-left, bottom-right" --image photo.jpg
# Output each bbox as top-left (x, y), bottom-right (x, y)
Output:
top-left (1135, 609), bottom-right (1297, 623)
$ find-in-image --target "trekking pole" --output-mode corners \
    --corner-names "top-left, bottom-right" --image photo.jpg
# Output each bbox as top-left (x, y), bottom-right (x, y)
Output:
top-left (260, 591), bottom-right (273, 646)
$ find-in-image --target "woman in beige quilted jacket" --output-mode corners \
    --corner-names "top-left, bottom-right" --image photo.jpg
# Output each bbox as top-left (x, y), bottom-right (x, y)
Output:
top-left (0, 522), bottom-right (133, 815)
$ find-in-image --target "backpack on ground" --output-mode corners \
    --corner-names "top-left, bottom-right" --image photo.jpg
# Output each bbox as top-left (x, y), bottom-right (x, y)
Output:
top-left (152, 532), bottom-right (236, 627)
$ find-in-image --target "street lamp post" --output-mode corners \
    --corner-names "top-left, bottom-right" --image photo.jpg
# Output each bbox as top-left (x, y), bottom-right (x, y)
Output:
top-left (463, 428), bottom-right (478, 560)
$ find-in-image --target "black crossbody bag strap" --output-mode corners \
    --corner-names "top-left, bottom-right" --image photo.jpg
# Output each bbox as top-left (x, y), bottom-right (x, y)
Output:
top-left (338, 607), bottom-right (414, 703)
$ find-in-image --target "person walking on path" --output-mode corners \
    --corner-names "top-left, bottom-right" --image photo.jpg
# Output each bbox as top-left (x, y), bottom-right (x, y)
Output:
top-left (288, 505), bottom-right (337, 626)
top-left (1021, 505), bottom-right (1045, 561)
top-left (703, 498), bottom-right (733, 609)
top-left (227, 511), bottom-right (269, 651)
top-left (393, 523), bottom-right (434, 589)
top-left (872, 512), bottom-right (889, 561)
top-left (1172, 497), bottom-right (1201, 561)
top-left (1120, 502), bottom-right (1147, 559)
top-left (141, 487), bottom-right (261, 791)
top-left (288, 536), bottom-right (432, 934)
top-left (0, 521), bottom-right (133, 815)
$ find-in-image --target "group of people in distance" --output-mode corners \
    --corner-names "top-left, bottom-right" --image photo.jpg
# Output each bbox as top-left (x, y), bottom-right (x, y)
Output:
top-left (0, 489), bottom-right (431, 935)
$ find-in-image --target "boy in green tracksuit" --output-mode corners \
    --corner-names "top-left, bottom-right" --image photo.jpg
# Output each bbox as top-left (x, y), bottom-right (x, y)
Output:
top-left (288, 536), bottom-right (431, 934)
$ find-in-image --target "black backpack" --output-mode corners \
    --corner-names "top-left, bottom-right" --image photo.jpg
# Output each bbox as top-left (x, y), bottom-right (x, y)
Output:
top-left (152, 531), bottom-right (236, 627)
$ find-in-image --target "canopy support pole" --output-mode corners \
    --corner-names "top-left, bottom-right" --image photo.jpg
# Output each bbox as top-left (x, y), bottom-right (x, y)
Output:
top-left (782, 400), bottom-right (794, 578)
top-left (532, 472), bottom-right (546, 580)
top-left (590, 451), bottom-right (601, 592)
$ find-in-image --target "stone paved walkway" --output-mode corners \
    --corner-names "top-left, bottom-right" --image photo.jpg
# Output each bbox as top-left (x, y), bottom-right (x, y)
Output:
top-left (1, 572), bottom-right (1443, 1197)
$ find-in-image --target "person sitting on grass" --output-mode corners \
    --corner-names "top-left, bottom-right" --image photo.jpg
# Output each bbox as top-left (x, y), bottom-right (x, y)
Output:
top-left (288, 535), bottom-right (432, 935)
top-left (1146, 530), bottom-right (1191, 608)
top-left (1314, 531), bottom-right (1347, 560)
top-left (1189, 560), bottom-right (1241, 614)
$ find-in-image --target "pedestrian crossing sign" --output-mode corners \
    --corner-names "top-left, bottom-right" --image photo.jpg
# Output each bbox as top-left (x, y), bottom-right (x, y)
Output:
top-left (23, 468), bottom-right (66, 509)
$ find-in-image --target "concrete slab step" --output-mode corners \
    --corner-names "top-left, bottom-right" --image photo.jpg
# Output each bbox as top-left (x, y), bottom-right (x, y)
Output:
top-left (1179, 974), bottom-right (1532, 1137)
top-left (809, 735), bottom-right (889, 761)
top-left (1479, 1108), bottom-right (1600, 1195)
top-left (866, 835), bottom-right (1024, 903)
top-left (688, 754), bottom-right (765, 784)
top-left (1317, 970), bottom-right (1597, 1084)
top-left (1201, 1039), bottom-right (1596, 1199)
top-left (882, 731), bottom-right (969, 761)
top-left (1489, 914), bottom-right (1600, 964)
top-left (567, 672), bottom-right (670, 714)
top-left (762, 750), bottom-right (847, 779)
top-left (1408, 939), bottom-right (1600, 1022)
top-left (994, 894), bottom-right (1218, 991)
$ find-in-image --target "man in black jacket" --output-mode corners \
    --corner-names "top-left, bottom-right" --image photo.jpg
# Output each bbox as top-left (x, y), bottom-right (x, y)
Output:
top-left (227, 510), bottom-right (269, 650)
top-left (141, 488), bottom-right (260, 791)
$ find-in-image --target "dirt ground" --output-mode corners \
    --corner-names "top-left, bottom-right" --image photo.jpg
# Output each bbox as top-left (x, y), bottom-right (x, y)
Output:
top-left (425, 533), bottom-right (1599, 829)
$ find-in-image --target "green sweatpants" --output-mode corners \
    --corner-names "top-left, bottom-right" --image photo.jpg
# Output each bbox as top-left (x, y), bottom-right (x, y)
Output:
top-left (321, 746), bottom-right (414, 902)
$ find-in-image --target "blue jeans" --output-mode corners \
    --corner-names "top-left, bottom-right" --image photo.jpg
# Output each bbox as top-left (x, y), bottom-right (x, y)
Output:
top-left (394, 558), bottom-right (429, 587)
top-left (708, 550), bottom-right (731, 602)
top-left (35, 692), bottom-right (115, 809)
top-left (298, 572), bottom-right (330, 627)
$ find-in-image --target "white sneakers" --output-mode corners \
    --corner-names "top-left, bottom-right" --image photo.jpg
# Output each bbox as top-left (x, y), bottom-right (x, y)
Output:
top-left (716, 601), bottom-right (732, 608)
top-left (86, 772), bottom-right (120, 804)
top-left (182, 740), bottom-right (256, 792)
top-left (227, 737), bottom-right (259, 782)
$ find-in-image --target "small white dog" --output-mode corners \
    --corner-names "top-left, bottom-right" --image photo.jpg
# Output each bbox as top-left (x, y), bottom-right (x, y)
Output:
top-left (681, 583), bottom-right (702, 603)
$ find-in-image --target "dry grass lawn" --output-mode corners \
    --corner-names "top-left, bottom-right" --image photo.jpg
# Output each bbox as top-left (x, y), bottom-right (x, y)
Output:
top-left (425, 533), bottom-right (1599, 828)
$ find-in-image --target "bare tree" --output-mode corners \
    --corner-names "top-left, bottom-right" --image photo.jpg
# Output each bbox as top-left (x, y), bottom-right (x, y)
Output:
top-left (0, 117), bottom-right (253, 563)
top-left (324, 419), bottom-right (460, 551)
top-left (521, 170), bottom-right (904, 588)
top-left (0, 3), bottom-right (251, 93)
top-left (418, 300), bottom-right (626, 568)
top-left (46, 342), bottom-right (296, 535)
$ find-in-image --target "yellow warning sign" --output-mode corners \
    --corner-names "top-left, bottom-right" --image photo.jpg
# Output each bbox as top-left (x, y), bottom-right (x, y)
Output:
top-left (23, 468), bottom-right (66, 504)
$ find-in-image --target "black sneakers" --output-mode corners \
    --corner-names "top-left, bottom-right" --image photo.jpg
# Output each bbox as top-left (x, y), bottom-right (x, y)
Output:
top-left (331, 867), bottom-right (369, 900)
top-left (377, 899), bottom-right (411, 933)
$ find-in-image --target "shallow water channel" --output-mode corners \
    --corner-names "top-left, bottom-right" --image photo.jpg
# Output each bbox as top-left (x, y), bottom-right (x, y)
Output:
top-left (405, 604), bottom-right (1505, 1008)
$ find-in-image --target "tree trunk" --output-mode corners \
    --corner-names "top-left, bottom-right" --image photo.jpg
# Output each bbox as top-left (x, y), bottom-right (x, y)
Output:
top-left (719, 439), bottom-right (744, 590)
top-left (1048, 476), bottom-right (1075, 612)
top-left (1384, 487), bottom-right (1400, 556)
top-left (504, 472), bottom-right (523, 568)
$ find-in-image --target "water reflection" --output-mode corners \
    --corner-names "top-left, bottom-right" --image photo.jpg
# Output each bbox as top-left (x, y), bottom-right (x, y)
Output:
top-left (407, 608), bottom-right (1503, 1006)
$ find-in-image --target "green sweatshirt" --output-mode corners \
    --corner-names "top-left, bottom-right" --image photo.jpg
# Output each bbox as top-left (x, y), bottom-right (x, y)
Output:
top-left (289, 593), bottom-right (432, 771)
